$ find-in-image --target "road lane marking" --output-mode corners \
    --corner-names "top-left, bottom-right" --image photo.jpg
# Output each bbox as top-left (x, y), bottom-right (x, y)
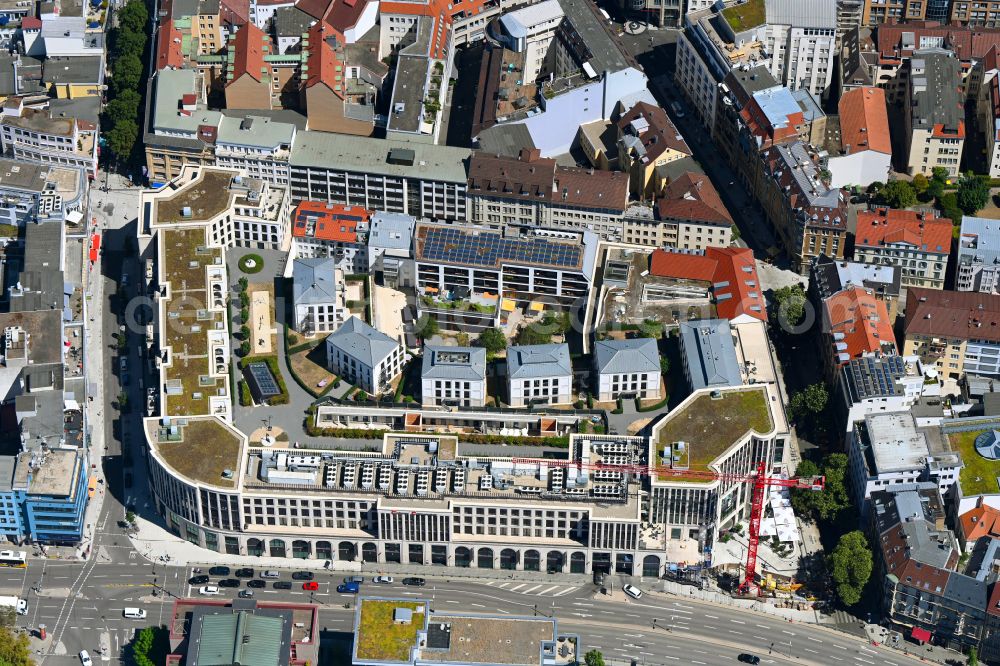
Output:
top-left (806, 637), bottom-right (822, 643)
top-left (553, 587), bottom-right (576, 596)
top-left (833, 645), bottom-right (847, 650)
top-left (730, 619), bottom-right (745, 624)
top-left (804, 648), bottom-right (818, 654)
top-left (509, 584), bottom-right (526, 591)
top-left (536, 585), bottom-right (561, 595)
top-left (522, 585), bottom-right (542, 593)
top-left (705, 614), bottom-right (718, 619)
top-left (781, 630), bottom-right (794, 635)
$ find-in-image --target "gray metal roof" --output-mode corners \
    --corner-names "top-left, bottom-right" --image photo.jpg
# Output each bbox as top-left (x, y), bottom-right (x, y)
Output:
top-left (421, 346), bottom-right (487, 381)
top-left (476, 123), bottom-right (536, 158)
top-left (507, 343), bottom-right (572, 379)
top-left (152, 69), bottom-right (222, 136)
top-left (910, 49), bottom-right (963, 132)
top-left (274, 6), bottom-right (315, 38)
top-left (964, 537), bottom-right (1000, 581)
top-left (557, 0), bottom-right (635, 74)
top-left (943, 570), bottom-right (987, 608)
top-left (764, 0), bottom-right (836, 28)
top-left (216, 115), bottom-right (296, 150)
top-left (290, 131), bottom-right (470, 183)
top-left (958, 216), bottom-right (1000, 267)
top-left (368, 212), bottom-right (415, 252)
top-left (292, 258), bottom-right (339, 307)
top-left (325, 316), bottom-right (400, 368)
top-left (43, 56), bottom-right (102, 84)
top-left (594, 338), bottom-right (659, 375)
top-left (678, 319), bottom-right (742, 390)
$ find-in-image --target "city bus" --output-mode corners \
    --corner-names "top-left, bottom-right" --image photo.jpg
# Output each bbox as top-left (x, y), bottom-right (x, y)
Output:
top-left (0, 551), bottom-right (27, 568)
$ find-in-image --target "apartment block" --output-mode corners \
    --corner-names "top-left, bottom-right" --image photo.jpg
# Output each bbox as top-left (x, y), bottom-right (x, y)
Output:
top-left (291, 257), bottom-right (348, 336)
top-left (325, 316), bottom-right (405, 396)
top-left (902, 49), bottom-right (966, 177)
top-left (957, 216), bottom-right (1000, 293)
top-left (593, 338), bottom-right (661, 403)
top-left (854, 208), bottom-right (952, 289)
top-left (622, 172), bottom-right (733, 249)
top-left (902, 288), bottom-right (1000, 379)
top-left (290, 201), bottom-right (370, 273)
top-left (421, 346), bottom-right (488, 408)
top-left (507, 343), bottom-right (573, 407)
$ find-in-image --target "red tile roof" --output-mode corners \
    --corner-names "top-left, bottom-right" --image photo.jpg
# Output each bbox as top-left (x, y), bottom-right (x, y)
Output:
top-left (21, 16), bottom-right (40, 29)
top-left (959, 502), bottom-right (1000, 544)
top-left (617, 101), bottom-right (691, 163)
top-left (824, 285), bottom-right (896, 364)
top-left (380, 0), bottom-right (489, 60)
top-left (305, 23), bottom-right (346, 97)
top-left (156, 18), bottom-right (184, 70)
top-left (649, 246), bottom-right (767, 322)
top-left (739, 91), bottom-right (804, 149)
top-left (228, 22), bottom-right (270, 85)
top-left (219, 0), bottom-right (250, 25)
top-left (856, 208), bottom-right (952, 255)
top-left (292, 201), bottom-right (370, 243)
top-left (877, 20), bottom-right (1000, 63)
top-left (838, 87), bottom-right (891, 155)
top-left (904, 287), bottom-right (1000, 343)
top-left (657, 172), bottom-right (732, 227)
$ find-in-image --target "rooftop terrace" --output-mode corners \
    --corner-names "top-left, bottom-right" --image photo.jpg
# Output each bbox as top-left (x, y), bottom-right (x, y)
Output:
top-left (355, 599), bottom-right (427, 663)
top-left (154, 170), bottom-right (235, 224)
top-left (159, 227), bottom-right (226, 416)
top-left (654, 387), bottom-right (772, 479)
top-left (150, 417), bottom-right (243, 488)
top-left (721, 0), bottom-right (765, 32)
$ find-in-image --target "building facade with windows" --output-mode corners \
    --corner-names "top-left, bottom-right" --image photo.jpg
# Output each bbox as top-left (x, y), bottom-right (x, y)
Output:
top-left (854, 208), bottom-right (952, 290)
top-left (291, 258), bottom-right (348, 336)
top-left (421, 346), bottom-right (488, 407)
top-left (593, 338), bottom-right (661, 402)
top-left (507, 343), bottom-right (573, 407)
top-left (902, 288), bottom-right (1000, 379)
top-left (325, 316), bottom-right (405, 396)
top-left (957, 216), bottom-right (1000, 293)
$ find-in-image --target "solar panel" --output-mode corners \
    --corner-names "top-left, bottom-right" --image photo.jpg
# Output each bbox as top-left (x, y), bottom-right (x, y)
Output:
top-left (420, 227), bottom-right (584, 270)
top-left (247, 362), bottom-right (281, 397)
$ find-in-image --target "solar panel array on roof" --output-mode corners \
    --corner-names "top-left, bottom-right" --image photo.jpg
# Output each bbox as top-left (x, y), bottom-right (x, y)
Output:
top-left (845, 355), bottom-right (905, 401)
top-left (247, 362), bottom-right (281, 398)
top-left (418, 226), bottom-right (584, 270)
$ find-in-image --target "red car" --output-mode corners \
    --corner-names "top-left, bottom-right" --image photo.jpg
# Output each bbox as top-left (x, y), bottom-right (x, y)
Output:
top-left (302, 582), bottom-right (319, 591)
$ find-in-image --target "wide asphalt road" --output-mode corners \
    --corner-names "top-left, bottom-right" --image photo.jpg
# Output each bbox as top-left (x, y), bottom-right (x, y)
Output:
top-left (0, 561), bottom-right (935, 666)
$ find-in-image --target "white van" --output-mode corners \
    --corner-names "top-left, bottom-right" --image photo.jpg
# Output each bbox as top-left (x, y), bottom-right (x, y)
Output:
top-left (123, 608), bottom-right (146, 620)
top-left (199, 585), bottom-right (220, 596)
top-left (261, 570), bottom-right (281, 579)
top-left (16, 599), bottom-right (26, 615)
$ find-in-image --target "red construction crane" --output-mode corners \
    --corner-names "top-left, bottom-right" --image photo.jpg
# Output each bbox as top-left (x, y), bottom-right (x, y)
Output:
top-left (513, 457), bottom-right (825, 595)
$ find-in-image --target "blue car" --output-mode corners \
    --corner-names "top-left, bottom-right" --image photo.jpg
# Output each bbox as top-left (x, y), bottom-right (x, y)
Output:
top-left (337, 581), bottom-right (360, 594)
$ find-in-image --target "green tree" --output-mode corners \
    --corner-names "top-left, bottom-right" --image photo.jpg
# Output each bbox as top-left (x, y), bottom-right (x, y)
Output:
top-left (117, 0), bottom-right (149, 33)
top-left (912, 173), bottom-right (929, 195)
top-left (638, 319), bottom-right (662, 339)
top-left (584, 650), bottom-right (606, 666)
top-left (112, 26), bottom-right (146, 59)
top-left (829, 530), bottom-right (873, 606)
top-left (660, 356), bottom-right (670, 375)
top-left (731, 224), bottom-right (741, 241)
top-left (791, 453), bottom-right (851, 521)
top-left (516, 322), bottom-right (552, 346)
top-left (0, 623), bottom-right (33, 665)
top-left (239, 306), bottom-right (249, 322)
top-left (969, 646), bottom-right (979, 666)
top-left (105, 117), bottom-right (138, 160)
top-left (239, 325), bottom-right (250, 341)
top-left (772, 283), bottom-right (807, 328)
top-left (927, 177), bottom-right (945, 200)
top-left (238, 277), bottom-right (249, 291)
top-left (476, 327), bottom-right (507, 356)
top-left (102, 89), bottom-right (141, 126)
top-left (878, 180), bottom-right (917, 209)
top-left (110, 53), bottom-right (143, 95)
top-left (239, 340), bottom-right (251, 356)
top-left (940, 191), bottom-right (963, 224)
top-left (957, 172), bottom-right (990, 214)
top-left (417, 316), bottom-right (439, 338)
top-left (866, 181), bottom-right (884, 196)
top-left (931, 166), bottom-right (950, 183)
top-left (131, 626), bottom-right (156, 666)
top-left (790, 383), bottom-right (828, 419)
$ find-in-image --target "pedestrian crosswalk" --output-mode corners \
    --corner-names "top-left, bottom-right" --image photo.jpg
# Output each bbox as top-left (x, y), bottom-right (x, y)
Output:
top-left (483, 580), bottom-right (578, 597)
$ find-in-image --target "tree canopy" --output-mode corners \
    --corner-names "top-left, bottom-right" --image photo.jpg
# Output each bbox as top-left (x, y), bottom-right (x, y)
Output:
top-left (957, 172), bottom-right (990, 215)
top-left (772, 283), bottom-right (807, 329)
top-left (790, 453), bottom-right (850, 522)
top-left (0, 623), bottom-right (33, 666)
top-left (878, 180), bottom-right (917, 209)
top-left (476, 328), bottom-right (507, 356)
top-left (790, 383), bottom-right (828, 420)
top-left (829, 530), bottom-right (873, 606)
top-left (584, 650), bottom-right (606, 666)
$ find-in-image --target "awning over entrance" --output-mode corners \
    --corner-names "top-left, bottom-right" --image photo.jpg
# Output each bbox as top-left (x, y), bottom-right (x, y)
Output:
top-left (911, 627), bottom-right (931, 643)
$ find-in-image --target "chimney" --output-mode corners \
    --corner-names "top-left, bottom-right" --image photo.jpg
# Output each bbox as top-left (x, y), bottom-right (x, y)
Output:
top-left (519, 148), bottom-right (541, 163)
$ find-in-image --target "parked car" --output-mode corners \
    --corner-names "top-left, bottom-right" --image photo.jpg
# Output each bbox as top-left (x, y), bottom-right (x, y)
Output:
top-left (292, 571), bottom-right (314, 581)
top-left (189, 575), bottom-right (209, 585)
top-left (337, 582), bottom-right (360, 594)
top-left (218, 579), bottom-right (240, 588)
top-left (302, 582), bottom-right (319, 591)
top-left (235, 568), bottom-right (255, 578)
top-left (343, 576), bottom-right (364, 584)
top-left (199, 586), bottom-right (220, 595)
top-left (622, 584), bottom-right (643, 600)
top-left (208, 566), bottom-right (230, 576)
top-left (373, 576), bottom-right (393, 584)
top-left (247, 579), bottom-right (265, 589)
top-left (273, 581), bottom-right (292, 590)
top-left (79, 650), bottom-right (93, 666)
top-left (401, 577), bottom-right (426, 587)
top-left (238, 590), bottom-right (254, 599)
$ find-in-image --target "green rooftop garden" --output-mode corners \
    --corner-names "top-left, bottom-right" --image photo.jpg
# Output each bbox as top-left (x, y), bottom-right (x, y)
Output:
top-left (154, 418), bottom-right (242, 488)
top-left (656, 388), bottom-right (772, 480)
top-left (722, 0), bottom-right (766, 32)
top-left (355, 600), bottom-right (426, 663)
top-left (949, 429), bottom-right (1000, 496)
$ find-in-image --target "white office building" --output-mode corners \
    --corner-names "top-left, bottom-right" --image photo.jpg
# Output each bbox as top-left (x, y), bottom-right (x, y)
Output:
top-left (496, 0), bottom-right (564, 82)
top-left (593, 338), bottom-right (662, 402)
top-left (957, 217), bottom-right (1000, 293)
top-left (507, 343), bottom-right (573, 407)
top-left (421, 346), bottom-right (488, 408)
top-left (325, 316), bottom-right (406, 396)
top-left (291, 258), bottom-right (348, 336)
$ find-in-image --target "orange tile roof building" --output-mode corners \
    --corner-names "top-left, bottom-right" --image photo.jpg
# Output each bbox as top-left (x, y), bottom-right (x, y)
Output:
top-left (827, 87), bottom-right (892, 188)
top-left (822, 285), bottom-right (897, 379)
top-left (649, 246), bottom-right (767, 322)
top-left (622, 172), bottom-right (733, 249)
top-left (958, 500), bottom-right (1000, 549)
top-left (855, 208), bottom-right (952, 289)
top-left (224, 23), bottom-right (275, 110)
top-left (291, 201), bottom-right (371, 272)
